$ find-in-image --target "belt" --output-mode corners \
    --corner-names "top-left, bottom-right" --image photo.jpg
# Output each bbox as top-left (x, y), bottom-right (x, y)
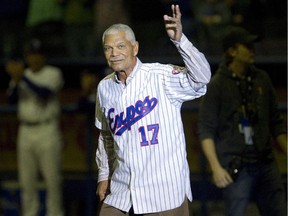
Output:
top-left (21, 119), bottom-right (53, 126)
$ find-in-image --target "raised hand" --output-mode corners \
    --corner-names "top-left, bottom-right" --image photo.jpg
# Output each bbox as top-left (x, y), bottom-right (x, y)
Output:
top-left (163, 4), bottom-right (183, 42)
top-left (5, 60), bottom-right (25, 84)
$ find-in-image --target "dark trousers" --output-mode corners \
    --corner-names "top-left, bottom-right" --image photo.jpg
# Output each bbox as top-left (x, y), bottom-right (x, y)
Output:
top-left (223, 160), bottom-right (286, 216)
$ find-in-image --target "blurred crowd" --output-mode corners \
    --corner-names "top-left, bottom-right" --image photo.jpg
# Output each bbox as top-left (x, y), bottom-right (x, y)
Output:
top-left (0, 0), bottom-right (286, 59)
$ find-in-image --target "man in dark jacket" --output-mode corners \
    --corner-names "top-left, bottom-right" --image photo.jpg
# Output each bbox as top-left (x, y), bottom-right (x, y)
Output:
top-left (198, 26), bottom-right (287, 216)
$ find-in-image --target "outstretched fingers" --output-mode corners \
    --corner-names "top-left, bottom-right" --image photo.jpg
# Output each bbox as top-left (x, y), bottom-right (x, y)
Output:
top-left (163, 4), bottom-right (183, 41)
top-left (172, 4), bottom-right (181, 19)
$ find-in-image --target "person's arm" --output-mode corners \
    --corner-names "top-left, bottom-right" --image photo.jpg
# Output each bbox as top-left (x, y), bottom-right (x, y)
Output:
top-left (163, 4), bottom-right (211, 85)
top-left (5, 59), bottom-right (25, 104)
top-left (95, 130), bottom-right (114, 201)
top-left (198, 78), bottom-right (233, 188)
top-left (201, 138), bottom-right (233, 188)
top-left (22, 76), bottom-right (53, 99)
top-left (7, 76), bottom-right (53, 103)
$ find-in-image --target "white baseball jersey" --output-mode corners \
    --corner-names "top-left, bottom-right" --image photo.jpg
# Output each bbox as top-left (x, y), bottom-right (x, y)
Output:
top-left (7, 65), bottom-right (64, 216)
top-left (16, 65), bottom-right (63, 123)
top-left (95, 34), bottom-right (211, 214)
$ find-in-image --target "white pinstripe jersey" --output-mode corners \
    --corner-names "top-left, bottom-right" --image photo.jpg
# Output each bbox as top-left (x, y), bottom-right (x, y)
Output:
top-left (95, 34), bottom-right (211, 214)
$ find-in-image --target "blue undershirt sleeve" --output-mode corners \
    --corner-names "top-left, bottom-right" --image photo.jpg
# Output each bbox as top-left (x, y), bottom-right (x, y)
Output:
top-left (23, 76), bottom-right (53, 98)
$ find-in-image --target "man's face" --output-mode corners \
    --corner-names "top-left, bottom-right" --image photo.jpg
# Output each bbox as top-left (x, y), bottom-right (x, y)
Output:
top-left (25, 52), bottom-right (46, 72)
top-left (103, 31), bottom-right (138, 75)
top-left (232, 43), bottom-right (255, 65)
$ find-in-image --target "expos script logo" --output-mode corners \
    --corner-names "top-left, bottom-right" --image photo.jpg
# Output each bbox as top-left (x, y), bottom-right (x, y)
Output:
top-left (108, 96), bottom-right (158, 136)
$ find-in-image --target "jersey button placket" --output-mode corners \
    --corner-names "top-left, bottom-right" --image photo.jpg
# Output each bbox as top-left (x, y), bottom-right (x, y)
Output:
top-left (121, 87), bottom-right (136, 194)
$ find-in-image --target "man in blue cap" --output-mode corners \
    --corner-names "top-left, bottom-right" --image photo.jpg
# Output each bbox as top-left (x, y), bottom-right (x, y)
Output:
top-left (6, 38), bottom-right (64, 216)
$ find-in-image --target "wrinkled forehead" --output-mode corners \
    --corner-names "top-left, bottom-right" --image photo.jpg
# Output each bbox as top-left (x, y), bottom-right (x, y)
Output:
top-left (103, 31), bottom-right (130, 45)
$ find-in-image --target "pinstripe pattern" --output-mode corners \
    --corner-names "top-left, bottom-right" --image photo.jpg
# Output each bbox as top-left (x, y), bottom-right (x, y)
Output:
top-left (95, 34), bottom-right (211, 214)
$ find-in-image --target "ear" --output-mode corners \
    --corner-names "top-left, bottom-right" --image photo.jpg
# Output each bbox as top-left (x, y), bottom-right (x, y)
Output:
top-left (133, 41), bottom-right (139, 56)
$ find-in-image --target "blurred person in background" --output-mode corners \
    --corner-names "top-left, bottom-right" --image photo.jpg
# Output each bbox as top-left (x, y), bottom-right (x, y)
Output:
top-left (5, 39), bottom-right (64, 216)
top-left (198, 26), bottom-right (287, 216)
top-left (194, 0), bottom-right (232, 52)
top-left (25, 0), bottom-right (65, 57)
top-left (224, 0), bottom-right (247, 26)
top-left (78, 67), bottom-right (100, 113)
top-left (62, 0), bottom-right (95, 57)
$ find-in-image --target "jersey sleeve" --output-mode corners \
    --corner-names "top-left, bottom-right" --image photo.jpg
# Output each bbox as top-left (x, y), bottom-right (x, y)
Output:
top-left (172, 34), bottom-right (211, 85)
top-left (95, 130), bottom-right (115, 182)
top-left (160, 34), bottom-right (211, 106)
top-left (95, 87), bottom-right (115, 181)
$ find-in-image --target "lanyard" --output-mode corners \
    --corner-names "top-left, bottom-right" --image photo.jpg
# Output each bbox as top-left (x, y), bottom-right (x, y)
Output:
top-left (232, 72), bottom-right (257, 124)
top-left (232, 71), bottom-right (256, 145)
top-left (233, 73), bottom-right (254, 118)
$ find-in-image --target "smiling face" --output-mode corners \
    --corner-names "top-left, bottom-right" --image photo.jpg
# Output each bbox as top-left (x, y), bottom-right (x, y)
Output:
top-left (103, 31), bottom-right (139, 76)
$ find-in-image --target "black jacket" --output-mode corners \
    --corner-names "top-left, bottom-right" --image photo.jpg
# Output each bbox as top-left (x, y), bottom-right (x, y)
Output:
top-left (198, 62), bottom-right (286, 166)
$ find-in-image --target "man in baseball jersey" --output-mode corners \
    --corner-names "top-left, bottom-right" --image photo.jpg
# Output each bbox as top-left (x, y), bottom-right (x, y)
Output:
top-left (6, 39), bottom-right (64, 216)
top-left (95, 4), bottom-right (211, 216)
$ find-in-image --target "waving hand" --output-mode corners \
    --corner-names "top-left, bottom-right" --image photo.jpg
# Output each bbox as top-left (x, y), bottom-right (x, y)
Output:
top-left (163, 4), bottom-right (183, 42)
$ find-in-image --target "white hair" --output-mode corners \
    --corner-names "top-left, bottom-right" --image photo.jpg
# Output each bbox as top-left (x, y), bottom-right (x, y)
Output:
top-left (102, 24), bottom-right (136, 44)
